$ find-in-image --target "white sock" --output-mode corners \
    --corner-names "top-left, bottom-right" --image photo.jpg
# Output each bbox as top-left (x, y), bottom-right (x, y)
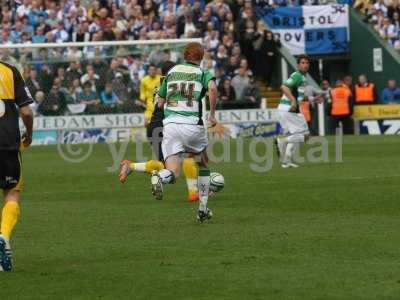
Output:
top-left (282, 134), bottom-right (304, 163)
top-left (277, 137), bottom-right (288, 158)
top-left (159, 169), bottom-right (175, 184)
top-left (132, 162), bottom-right (146, 172)
top-left (284, 143), bottom-right (296, 163)
top-left (198, 169), bottom-right (210, 212)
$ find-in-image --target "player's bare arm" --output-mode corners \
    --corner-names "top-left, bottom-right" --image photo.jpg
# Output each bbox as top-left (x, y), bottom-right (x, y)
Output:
top-left (208, 80), bottom-right (218, 127)
top-left (281, 85), bottom-right (297, 112)
top-left (20, 105), bottom-right (33, 148)
top-left (313, 94), bottom-right (324, 103)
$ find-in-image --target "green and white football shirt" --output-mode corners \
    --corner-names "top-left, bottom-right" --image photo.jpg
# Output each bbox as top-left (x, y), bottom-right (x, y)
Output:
top-left (278, 70), bottom-right (308, 112)
top-left (158, 62), bottom-right (214, 125)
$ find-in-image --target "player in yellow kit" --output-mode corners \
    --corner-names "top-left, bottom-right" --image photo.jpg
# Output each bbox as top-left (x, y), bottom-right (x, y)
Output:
top-left (0, 61), bottom-right (34, 271)
top-left (140, 64), bottom-right (161, 127)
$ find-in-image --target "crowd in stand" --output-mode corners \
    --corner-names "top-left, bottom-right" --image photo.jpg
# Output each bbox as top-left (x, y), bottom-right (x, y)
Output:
top-left (320, 74), bottom-right (400, 105)
top-left (0, 0), bottom-right (398, 118)
top-left (0, 0), bottom-right (281, 116)
top-left (354, 0), bottom-right (400, 51)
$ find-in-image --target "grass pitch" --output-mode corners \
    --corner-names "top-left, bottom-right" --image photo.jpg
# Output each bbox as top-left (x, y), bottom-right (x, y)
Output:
top-left (2, 135), bottom-right (400, 299)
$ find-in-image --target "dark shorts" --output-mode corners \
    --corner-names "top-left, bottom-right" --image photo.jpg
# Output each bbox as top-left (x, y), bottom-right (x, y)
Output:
top-left (147, 120), bottom-right (164, 162)
top-left (0, 150), bottom-right (21, 190)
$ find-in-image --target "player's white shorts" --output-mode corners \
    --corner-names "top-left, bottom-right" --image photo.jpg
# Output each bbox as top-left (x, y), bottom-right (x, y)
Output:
top-left (277, 110), bottom-right (310, 136)
top-left (162, 123), bottom-right (208, 159)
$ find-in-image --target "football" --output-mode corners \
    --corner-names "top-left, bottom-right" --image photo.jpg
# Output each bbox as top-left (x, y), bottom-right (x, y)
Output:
top-left (210, 172), bottom-right (225, 192)
top-left (0, 100), bottom-right (5, 118)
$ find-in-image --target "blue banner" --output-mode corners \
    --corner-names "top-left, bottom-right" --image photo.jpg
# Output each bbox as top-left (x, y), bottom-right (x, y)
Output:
top-left (260, 5), bottom-right (349, 55)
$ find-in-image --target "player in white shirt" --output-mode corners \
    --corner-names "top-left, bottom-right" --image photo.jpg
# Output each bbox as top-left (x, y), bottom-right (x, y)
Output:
top-left (150, 42), bottom-right (218, 222)
top-left (276, 55), bottom-right (322, 168)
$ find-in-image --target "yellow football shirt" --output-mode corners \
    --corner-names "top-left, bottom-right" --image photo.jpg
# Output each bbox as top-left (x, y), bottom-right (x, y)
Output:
top-left (140, 74), bottom-right (161, 121)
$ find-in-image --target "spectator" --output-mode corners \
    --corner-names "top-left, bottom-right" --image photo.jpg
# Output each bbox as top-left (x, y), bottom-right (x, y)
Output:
top-left (0, 28), bottom-right (11, 44)
top-left (231, 66), bottom-right (250, 99)
top-left (98, 8), bottom-right (113, 28)
top-left (70, 0), bottom-right (88, 18)
top-left (237, 7), bottom-right (257, 69)
top-left (235, 58), bottom-right (253, 77)
top-left (215, 67), bottom-right (228, 87)
top-left (354, 0), bottom-right (372, 16)
top-left (159, 0), bottom-right (177, 20)
top-left (253, 25), bottom-right (280, 87)
top-left (46, 30), bottom-right (55, 43)
top-left (320, 79), bottom-right (332, 103)
top-left (177, 11), bottom-right (197, 38)
top-left (149, 46), bottom-right (165, 67)
top-left (10, 20), bottom-right (24, 43)
top-left (66, 47), bottom-right (84, 61)
top-left (207, 0), bottom-right (231, 15)
top-left (113, 72), bottom-right (130, 102)
top-left (388, 0), bottom-right (400, 20)
top-left (327, 79), bottom-right (354, 134)
top-left (38, 64), bottom-right (54, 94)
top-left (386, 13), bottom-right (400, 45)
top-left (21, 15), bottom-right (34, 36)
top-left (1, 5), bottom-right (14, 24)
top-left (106, 58), bottom-right (126, 83)
top-left (55, 67), bottom-right (69, 94)
top-left (381, 79), bottom-right (400, 104)
top-left (177, 0), bottom-right (190, 17)
top-left (32, 26), bottom-right (47, 43)
top-left (38, 83), bottom-right (67, 116)
top-left (36, 15), bottom-right (51, 33)
top-left (148, 21), bottom-right (163, 40)
top-left (130, 71), bottom-right (141, 100)
top-left (215, 45), bottom-right (229, 69)
top-left (65, 61), bottom-right (84, 84)
top-left (17, 0), bottom-right (32, 19)
top-left (28, 0), bottom-right (48, 27)
top-left (242, 76), bottom-right (261, 107)
top-left (76, 81), bottom-right (101, 112)
top-left (218, 78), bottom-right (237, 107)
top-left (68, 78), bottom-right (83, 103)
top-left (91, 54), bottom-right (108, 85)
top-left (354, 74), bottom-right (377, 104)
top-left (226, 55), bottom-right (240, 78)
top-left (204, 30), bottom-right (220, 52)
top-left (33, 90), bottom-right (45, 116)
top-left (391, 12), bottom-right (400, 49)
top-left (26, 68), bottom-right (42, 99)
top-left (47, 9), bottom-right (59, 29)
top-left (81, 65), bottom-right (101, 92)
top-left (374, 0), bottom-right (388, 16)
top-left (221, 34), bottom-right (234, 53)
top-left (101, 82), bottom-right (121, 107)
top-left (72, 22), bottom-right (91, 42)
top-left (377, 17), bottom-right (393, 41)
top-left (189, 0), bottom-right (202, 21)
top-left (201, 51), bottom-right (217, 71)
top-left (143, 0), bottom-right (158, 17)
top-left (103, 24), bottom-right (117, 41)
top-left (198, 6), bottom-right (219, 34)
top-left (343, 75), bottom-right (354, 96)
